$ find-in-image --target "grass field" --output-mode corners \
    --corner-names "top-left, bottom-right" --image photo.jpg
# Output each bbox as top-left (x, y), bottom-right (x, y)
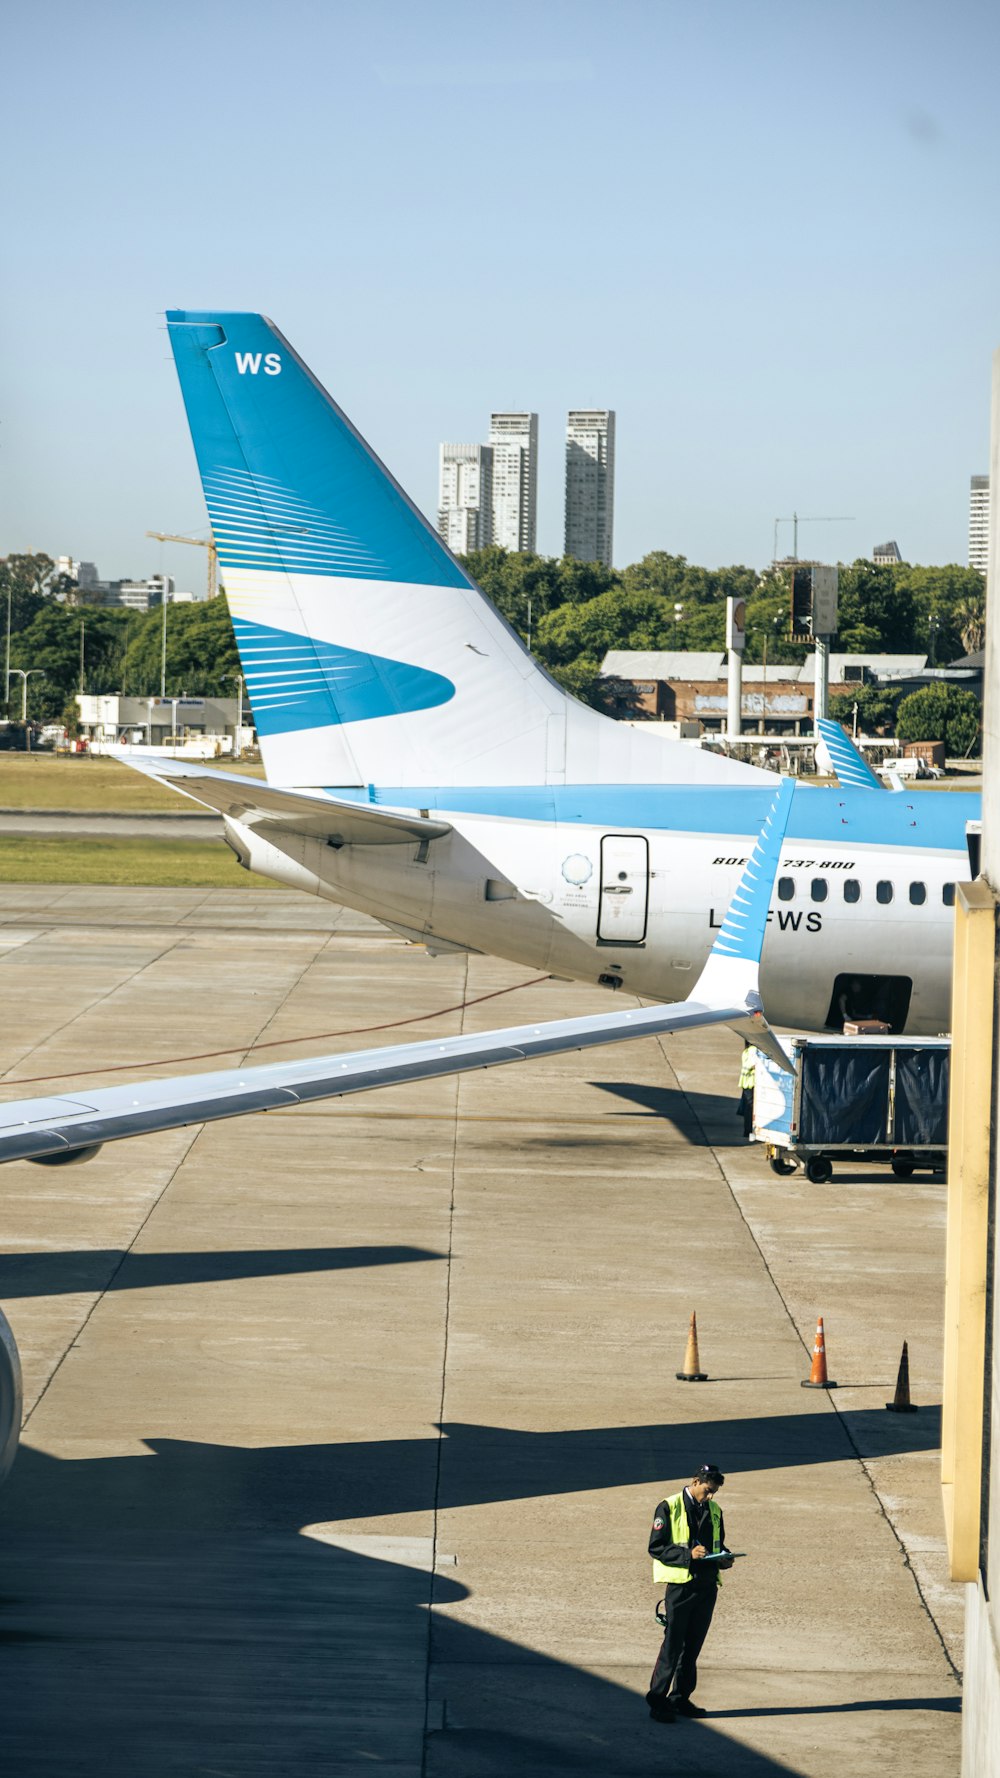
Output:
top-left (0, 753), bottom-right (264, 812)
top-left (0, 836), bottom-right (281, 888)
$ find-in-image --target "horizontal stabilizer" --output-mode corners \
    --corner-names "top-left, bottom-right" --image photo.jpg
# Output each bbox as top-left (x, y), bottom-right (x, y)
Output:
top-left (0, 780), bottom-right (795, 1165)
top-left (122, 755), bottom-right (451, 845)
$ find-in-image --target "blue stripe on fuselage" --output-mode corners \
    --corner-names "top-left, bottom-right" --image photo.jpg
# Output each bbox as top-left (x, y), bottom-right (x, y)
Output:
top-left (329, 782), bottom-right (979, 852)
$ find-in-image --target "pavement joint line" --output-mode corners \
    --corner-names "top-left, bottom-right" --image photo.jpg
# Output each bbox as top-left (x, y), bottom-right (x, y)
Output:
top-left (422, 951), bottom-right (468, 1772)
top-left (10, 920), bottom-right (338, 1430)
top-left (0, 925), bottom-right (194, 1084)
top-left (0, 915), bottom-right (390, 938)
top-left (224, 927), bottom-right (341, 1069)
top-left (19, 1122), bottom-right (205, 1434)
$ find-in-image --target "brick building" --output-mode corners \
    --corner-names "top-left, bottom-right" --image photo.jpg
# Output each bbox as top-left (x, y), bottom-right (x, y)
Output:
top-left (600, 651), bottom-right (929, 735)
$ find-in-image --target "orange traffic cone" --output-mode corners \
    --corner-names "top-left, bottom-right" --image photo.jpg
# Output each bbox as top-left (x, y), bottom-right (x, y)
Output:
top-left (885, 1340), bottom-right (918, 1413)
top-left (676, 1311), bottom-right (708, 1382)
top-left (800, 1315), bottom-right (837, 1389)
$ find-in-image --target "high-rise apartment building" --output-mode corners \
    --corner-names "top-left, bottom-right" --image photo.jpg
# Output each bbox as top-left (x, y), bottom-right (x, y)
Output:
top-left (872, 540), bottom-right (902, 565)
top-left (438, 443), bottom-right (493, 555)
top-left (489, 413), bottom-right (538, 553)
top-left (970, 474), bottom-right (990, 574)
top-left (564, 410), bottom-right (615, 567)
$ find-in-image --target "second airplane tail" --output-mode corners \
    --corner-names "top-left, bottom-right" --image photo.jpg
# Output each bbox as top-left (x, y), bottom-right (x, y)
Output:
top-left (166, 311), bottom-right (771, 793)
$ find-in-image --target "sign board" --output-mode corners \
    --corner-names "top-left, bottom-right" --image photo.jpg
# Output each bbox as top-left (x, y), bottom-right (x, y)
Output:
top-left (726, 596), bottom-right (746, 653)
top-left (789, 563), bottom-right (839, 640)
top-left (695, 693), bottom-right (809, 715)
top-left (811, 565), bottom-right (839, 636)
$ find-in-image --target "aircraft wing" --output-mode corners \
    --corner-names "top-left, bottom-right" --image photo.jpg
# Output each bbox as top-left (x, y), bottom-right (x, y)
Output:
top-left (0, 996), bottom-right (782, 1167)
top-left (814, 718), bottom-right (883, 792)
top-left (0, 779), bottom-right (795, 1167)
top-left (121, 754), bottom-right (451, 845)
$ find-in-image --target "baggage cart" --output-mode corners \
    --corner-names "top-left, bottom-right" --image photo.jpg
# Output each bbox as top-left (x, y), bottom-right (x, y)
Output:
top-left (752, 1035), bottom-right (949, 1184)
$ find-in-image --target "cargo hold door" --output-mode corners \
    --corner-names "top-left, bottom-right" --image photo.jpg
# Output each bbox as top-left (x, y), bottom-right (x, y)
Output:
top-left (598, 834), bottom-right (649, 944)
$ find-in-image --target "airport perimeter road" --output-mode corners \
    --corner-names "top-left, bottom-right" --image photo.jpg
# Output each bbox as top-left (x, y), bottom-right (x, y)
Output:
top-left (0, 887), bottom-right (961, 1777)
top-left (0, 810), bottom-right (224, 839)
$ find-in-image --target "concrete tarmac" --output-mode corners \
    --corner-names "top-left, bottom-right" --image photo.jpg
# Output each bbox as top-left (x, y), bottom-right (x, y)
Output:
top-left (0, 886), bottom-right (962, 1776)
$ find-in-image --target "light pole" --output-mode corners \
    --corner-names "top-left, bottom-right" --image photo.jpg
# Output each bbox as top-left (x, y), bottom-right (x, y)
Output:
top-left (9, 669), bottom-right (44, 750)
top-left (226, 673), bottom-right (244, 759)
top-left (3, 580), bottom-right (10, 708)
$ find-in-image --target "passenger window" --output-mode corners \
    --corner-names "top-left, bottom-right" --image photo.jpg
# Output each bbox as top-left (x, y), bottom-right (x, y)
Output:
top-left (843, 879), bottom-right (861, 903)
top-left (876, 880), bottom-right (894, 905)
top-left (777, 877), bottom-right (795, 901)
top-left (909, 882), bottom-right (926, 906)
top-left (943, 882), bottom-right (956, 907)
top-left (811, 878), bottom-right (827, 902)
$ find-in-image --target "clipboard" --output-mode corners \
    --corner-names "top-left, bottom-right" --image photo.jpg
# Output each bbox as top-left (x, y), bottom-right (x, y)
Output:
top-left (695, 1551), bottom-right (746, 1563)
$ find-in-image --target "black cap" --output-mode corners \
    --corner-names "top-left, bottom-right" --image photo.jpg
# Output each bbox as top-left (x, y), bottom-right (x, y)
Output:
top-left (696, 1464), bottom-right (725, 1486)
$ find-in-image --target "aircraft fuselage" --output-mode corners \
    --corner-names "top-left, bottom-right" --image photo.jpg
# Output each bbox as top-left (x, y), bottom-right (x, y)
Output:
top-left (226, 780), bottom-right (976, 1035)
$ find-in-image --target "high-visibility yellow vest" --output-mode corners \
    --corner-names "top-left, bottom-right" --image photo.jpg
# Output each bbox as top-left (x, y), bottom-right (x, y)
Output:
top-left (652, 1492), bottom-right (723, 1585)
top-left (739, 1047), bottom-right (756, 1090)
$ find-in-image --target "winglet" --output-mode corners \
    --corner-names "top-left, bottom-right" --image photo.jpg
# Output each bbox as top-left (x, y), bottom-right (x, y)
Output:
top-left (691, 776), bottom-right (796, 1072)
top-left (815, 718), bottom-right (883, 791)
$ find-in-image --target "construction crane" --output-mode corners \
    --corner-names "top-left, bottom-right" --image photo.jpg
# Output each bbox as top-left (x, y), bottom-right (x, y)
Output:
top-left (772, 513), bottom-right (855, 563)
top-left (146, 531), bottom-right (218, 600)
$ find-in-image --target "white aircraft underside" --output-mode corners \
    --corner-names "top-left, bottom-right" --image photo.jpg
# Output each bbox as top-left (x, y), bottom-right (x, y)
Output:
top-left (219, 802), bottom-right (961, 1035)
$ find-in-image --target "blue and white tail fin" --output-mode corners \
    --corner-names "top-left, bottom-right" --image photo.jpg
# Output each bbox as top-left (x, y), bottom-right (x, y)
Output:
top-left (692, 774), bottom-right (794, 1063)
top-left (814, 718), bottom-right (883, 791)
top-left (166, 311), bottom-right (772, 792)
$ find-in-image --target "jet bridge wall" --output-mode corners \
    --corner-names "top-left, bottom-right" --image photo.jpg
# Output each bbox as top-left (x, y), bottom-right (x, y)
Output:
top-left (948, 343), bottom-right (1000, 1778)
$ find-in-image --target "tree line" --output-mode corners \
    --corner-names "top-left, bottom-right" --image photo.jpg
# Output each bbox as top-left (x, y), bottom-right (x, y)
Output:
top-left (1, 547), bottom-right (985, 747)
top-left (1, 554), bottom-right (240, 726)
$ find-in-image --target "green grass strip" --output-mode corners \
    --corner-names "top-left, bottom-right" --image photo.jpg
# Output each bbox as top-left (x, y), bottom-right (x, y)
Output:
top-left (0, 836), bottom-right (281, 888)
top-left (0, 754), bottom-right (264, 813)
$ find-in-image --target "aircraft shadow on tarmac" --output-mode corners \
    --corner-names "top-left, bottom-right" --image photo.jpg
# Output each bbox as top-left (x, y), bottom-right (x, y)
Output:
top-left (0, 1244), bottom-right (444, 1298)
top-left (591, 1079), bottom-right (748, 1145)
top-left (0, 1514), bottom-right (817, 1778)
top-left (0, 1432), bottom-right (956, 1778)
top-left (2, 1407), bottom-right (940, 1534)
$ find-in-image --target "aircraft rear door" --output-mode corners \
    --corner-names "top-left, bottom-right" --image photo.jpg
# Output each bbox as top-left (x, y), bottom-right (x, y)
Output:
top-left (598, 834), bottom-right (649, 944)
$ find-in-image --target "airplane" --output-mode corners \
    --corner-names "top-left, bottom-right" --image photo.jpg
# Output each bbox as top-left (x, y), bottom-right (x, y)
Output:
top-left (0, 778), bottom-right (797, 1480)
top-left (0, 313), bottom-right (976, 1476)
top-left (121, 310), bottom-right (976, 1038)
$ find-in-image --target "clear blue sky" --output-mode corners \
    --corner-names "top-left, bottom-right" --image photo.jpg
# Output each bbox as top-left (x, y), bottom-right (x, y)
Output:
top-left (3, 0), bottom-right (998, 587)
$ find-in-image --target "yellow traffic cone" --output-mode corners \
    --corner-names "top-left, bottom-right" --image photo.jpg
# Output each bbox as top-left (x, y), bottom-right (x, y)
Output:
top-left (676, 1311), bottom-right (708, 1382)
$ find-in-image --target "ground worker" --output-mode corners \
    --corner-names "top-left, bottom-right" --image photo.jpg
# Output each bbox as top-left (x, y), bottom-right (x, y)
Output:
top-left (645, 1464), bottom-right (734, 1722)
top-left (737, 1044), bottom-right (756, 1137)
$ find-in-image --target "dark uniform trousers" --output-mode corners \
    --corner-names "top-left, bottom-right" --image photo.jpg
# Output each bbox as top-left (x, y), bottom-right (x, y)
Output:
top-left (647, 1577), bottom-right (717, 1705)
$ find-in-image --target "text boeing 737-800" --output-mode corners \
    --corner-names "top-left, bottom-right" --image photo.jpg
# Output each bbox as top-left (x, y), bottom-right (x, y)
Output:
top-left (121, 310), bottom-right (976, 1037)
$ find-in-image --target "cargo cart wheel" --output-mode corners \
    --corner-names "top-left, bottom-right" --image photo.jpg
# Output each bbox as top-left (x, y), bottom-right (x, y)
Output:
top-left (891, 1157), bottom-right (915, 1178)
top-left (769, 1154), bottom-right (797, 1176)
top-left (805, 1157), bottom-right (833, 1184)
